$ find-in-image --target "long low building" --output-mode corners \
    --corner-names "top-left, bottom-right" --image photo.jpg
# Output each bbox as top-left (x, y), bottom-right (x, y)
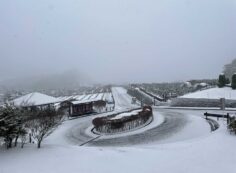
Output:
top-left (61, 98), bottom-right (107, 116)
top-left (12, 92), bottom-right (114, 116)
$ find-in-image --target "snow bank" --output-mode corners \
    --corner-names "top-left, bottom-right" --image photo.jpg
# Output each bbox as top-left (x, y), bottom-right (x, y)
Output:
top-left (180, 87), bottom-right (236, 100)
top-left (111, 109), bottom-right (142, 120)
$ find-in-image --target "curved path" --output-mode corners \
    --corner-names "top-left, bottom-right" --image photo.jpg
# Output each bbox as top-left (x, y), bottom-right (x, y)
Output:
top-left (60, 87), bottom-right (211, 147)
top-left (89, 109), bottom-right (187, 146)
top-left (65, 109), bottom-right (191, 147)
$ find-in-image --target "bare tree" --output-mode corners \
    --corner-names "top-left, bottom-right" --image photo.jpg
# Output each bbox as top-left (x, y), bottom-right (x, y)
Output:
top-left (29, 108), bottom-right (64, 148)
top-left (19, 132), bottom-right (27, 148)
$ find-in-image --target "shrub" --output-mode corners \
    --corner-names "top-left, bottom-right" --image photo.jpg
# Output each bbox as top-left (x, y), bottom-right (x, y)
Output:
top-left (232, 74), bottom-right (236, 89)
top-left (228, 117), bottom-right (236, 134)
top-left (93, 106), bottom-right (153, 133)
top-left (218, 74), bottom-right (226, 88)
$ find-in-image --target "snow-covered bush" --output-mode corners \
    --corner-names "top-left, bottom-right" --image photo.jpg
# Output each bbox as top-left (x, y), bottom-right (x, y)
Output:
top-left (93, 106), bottom-right (153, 134)
top-left (228, 117), bottom-right (236, 134)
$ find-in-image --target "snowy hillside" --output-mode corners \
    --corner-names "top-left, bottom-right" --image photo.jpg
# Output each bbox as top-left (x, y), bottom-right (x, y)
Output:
top-left (180, 87), bottom-right (236, 100)
top-left (1, 87), bottom-right (236, 173)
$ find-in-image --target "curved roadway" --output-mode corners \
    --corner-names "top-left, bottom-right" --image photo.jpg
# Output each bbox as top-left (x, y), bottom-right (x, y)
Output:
top-left (65, 109), bottom-right (188, 147)
top-left (64, 87), bottom-right (210, 147)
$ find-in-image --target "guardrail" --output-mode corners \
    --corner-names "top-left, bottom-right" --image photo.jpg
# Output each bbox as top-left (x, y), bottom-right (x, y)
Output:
top-left (139, 88), bottom-right (165, 102)
top-left (204, 112), bottom-right (230, 124)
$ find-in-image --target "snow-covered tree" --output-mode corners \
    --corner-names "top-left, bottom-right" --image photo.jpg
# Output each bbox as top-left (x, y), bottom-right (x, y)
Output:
top-left (0, 104), bottom-right (26, 149)
top-left (28, 108), bottom-right (64, 148)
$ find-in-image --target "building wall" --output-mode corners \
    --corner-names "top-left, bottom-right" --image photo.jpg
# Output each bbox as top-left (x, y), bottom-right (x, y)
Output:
top-left (71, 103), bottom-right (93, 116)
top-left (171, 98), bottom-right (236, 108)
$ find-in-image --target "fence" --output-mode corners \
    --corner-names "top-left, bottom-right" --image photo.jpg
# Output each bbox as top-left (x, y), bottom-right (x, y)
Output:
top-left (204, 112), bottom-right (236, 134)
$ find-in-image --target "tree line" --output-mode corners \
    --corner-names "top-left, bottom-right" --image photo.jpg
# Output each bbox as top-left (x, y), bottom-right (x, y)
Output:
top-left (219, 58), bottom-right (236, 89)
top-left (0, 104), bottom-right (64, 149)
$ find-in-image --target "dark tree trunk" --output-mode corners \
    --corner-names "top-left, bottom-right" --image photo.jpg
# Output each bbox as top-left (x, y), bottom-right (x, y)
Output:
top-left (14, 136), bottom-right (19, 147)
top-left (7, 138), bottom-right (13, 149)
top-left (29, 133), bottom-right (32, 143)
top-left (37, 141), bottom-right (41, 148)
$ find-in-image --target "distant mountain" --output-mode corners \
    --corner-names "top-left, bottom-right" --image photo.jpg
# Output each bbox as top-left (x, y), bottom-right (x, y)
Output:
top-left (0, 70), bottom-right (93, 90)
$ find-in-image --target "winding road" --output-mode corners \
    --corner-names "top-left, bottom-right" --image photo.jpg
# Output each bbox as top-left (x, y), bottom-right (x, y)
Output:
top-left (88, 109), bottom-right (188, 146)
top-left (60, 87), bottom-right (213, 147)
top-left (64, 109), bottom-right (189, 146)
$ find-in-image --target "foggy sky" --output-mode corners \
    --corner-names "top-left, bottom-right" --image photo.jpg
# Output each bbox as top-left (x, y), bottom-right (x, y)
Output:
top-left (0, 0), bottom-right (236, 83)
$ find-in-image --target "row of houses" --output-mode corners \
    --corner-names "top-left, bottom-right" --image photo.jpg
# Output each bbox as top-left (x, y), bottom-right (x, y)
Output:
top-left (11, 92), bottom-right (114, 117)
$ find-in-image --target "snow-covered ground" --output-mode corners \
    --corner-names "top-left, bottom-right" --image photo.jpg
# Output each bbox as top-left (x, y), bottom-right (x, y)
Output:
top-left (1, 114), bottom-right (235, 173)
top-left (111, 109), bottom-right (142, 120)
top-left (1, 87), bottom-right (236, 173)
top-left (180, 87), bottom-right (236, 100)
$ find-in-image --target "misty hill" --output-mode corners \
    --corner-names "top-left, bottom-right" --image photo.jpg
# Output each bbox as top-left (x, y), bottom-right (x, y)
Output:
top-left (0, 71), bottom-right (92, 90)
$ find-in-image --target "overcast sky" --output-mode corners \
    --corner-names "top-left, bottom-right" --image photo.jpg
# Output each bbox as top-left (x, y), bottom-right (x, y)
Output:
top-left (0, 0), bottom-right (236, 83)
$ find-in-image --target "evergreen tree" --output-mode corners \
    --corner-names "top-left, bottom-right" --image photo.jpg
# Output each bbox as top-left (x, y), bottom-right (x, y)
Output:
top-left (218, 74), bottom-right (226, 88)
top-left (231, 73), bottom-right (236, 89)
top-left (225, 78), bottom-right (230, 85)
top-left (0, 104), bottom-right (27, 149)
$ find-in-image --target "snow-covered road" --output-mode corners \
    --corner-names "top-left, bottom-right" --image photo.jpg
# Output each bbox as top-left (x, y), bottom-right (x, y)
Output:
top-left (44, 87), bottom-right (211, 147)
top-left (112, 87), bottom-right (139, 110)
top-left (54, 108), bottom-right (211, 147)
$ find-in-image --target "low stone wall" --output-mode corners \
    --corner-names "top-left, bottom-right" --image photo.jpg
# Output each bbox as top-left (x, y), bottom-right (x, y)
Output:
top-left (92, 106), bottom-right (153, 134)
top-left (171, 98), bottom-right (236, 108)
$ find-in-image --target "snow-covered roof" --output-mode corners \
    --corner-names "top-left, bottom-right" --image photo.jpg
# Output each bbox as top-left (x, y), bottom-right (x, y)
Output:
top-left (71, 98), bottom-right (105, 105)
top-left (184, 82), bottom-right (192, 87)
top-left (58, 92), bottom-right (113, 105)
top-left (12, 92), bottom-right (60, 107)
top-left (199, 83), bottom-right (208, 86)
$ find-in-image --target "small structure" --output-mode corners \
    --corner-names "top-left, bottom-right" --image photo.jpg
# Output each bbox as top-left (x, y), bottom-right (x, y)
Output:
top-left (61, 99), bottom-right (107, 117)
top-left (12, 92), bottom-right (60, 110)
